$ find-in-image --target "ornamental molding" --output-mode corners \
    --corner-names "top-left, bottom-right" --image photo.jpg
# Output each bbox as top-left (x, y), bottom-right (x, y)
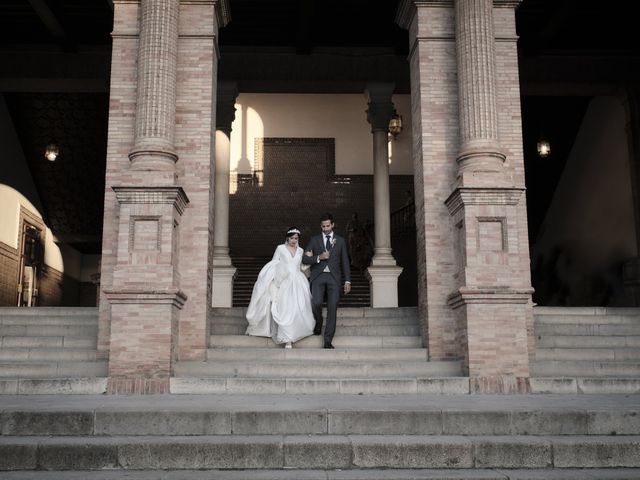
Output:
top-left (445, 187), bottom-right (524, 216)
top-left (112, 186), bottom-right (189, 215)
top-left (447, 287), bottom-right (533, 309)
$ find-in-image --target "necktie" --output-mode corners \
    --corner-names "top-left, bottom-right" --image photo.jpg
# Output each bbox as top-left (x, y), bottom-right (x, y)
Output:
top-left (325, 235), bottom-right (332, 251)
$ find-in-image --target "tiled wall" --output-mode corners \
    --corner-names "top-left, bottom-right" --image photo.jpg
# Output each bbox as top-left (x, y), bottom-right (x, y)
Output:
top-left (229, 138), bottom-right (414, 257)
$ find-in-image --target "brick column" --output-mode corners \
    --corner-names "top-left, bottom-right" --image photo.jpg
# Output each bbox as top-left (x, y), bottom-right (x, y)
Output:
top-left (398, 0), bottom-right (533, 392)
top-left (99, 0), bottom-right (230, 393)
top-left (364, 83), bottom-right (403, 307)
top-left (128, 0), bottom-right (179, 176)
top-left (211, 82), bottom-right (238, 307)
top-left (445, 0), bottom-right (533, 393)
top-left (103, 0), bottom-right (185, 394)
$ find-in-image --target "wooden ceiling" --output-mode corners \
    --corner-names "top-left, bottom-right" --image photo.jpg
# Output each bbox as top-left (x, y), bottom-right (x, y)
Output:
top-left (0, 0), bottom-right (637, 254)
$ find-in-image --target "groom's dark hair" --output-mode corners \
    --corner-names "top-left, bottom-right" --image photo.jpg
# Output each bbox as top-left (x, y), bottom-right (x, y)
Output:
top-left (320, 213), bottom-right (334, 222)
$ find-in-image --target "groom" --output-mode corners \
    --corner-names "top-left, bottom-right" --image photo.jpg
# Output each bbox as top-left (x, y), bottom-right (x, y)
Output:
top-left (302, 213), bottom-right (351, 348)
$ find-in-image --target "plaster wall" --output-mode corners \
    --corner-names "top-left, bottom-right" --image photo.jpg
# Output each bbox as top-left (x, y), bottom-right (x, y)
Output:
top-left (229, 93), bottom-right (412, 176)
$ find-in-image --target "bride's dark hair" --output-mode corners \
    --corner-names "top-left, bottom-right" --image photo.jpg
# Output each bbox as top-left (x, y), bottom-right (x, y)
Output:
top-left (285, 227), bottom-right (301, 239)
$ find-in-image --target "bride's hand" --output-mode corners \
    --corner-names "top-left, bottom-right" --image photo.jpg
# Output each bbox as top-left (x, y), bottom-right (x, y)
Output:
top-left (305, 251), bottom-right (313, 256)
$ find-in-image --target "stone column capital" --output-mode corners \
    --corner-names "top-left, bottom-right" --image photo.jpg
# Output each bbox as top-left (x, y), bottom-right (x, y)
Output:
top-left (365, 83), bottom-right (396, 132)
top-left (216, 81), bottom-right (238, 135)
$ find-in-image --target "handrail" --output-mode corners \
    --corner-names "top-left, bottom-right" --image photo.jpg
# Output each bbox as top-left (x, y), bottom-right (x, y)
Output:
top-left (391, 201), bottom-right (415, 236)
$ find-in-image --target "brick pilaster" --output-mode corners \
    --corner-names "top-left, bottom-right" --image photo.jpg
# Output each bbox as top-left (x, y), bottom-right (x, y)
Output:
top-left (397, 0), bottom-right (533, 392)
top-left (98, 0), bottom-right (230, 392)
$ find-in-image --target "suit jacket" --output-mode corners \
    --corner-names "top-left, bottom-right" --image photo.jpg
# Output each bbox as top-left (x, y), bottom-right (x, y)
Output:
top-left (302, 233), bottom-right (351, 285)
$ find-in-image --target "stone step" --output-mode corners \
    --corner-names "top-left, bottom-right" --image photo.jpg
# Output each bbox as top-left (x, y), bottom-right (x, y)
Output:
top-left (2, 405), bottom-right (639, 436)
top-left (173, 359), bottom-right (463, 378)
top-left (209, 335), bottom-right (423, 348)
top-left (0, 316), bottom-right (97, 326)
top-left (534, 306), bottom-right (640, 316)
top-left (2, 469), bottom-right (640, 480)
top-left (535, 347), bottom-right (640, 361)
top-left (211, 315), bottom-right (419, 328)
top-left (536, 335), bottom-right (640, 348)
top-left (0, 361), bottom-right (108, 378)
top-left (0, 307), bottom-right (98, 317)
top-left (531, 360), bottom-right (640, 377)
top-left (206, 347), bottom-right (428, 362)
top-left (535, 314), bottom-right (640, 325)
top-left (1, 376), bottom-right (639, 395)
top-left (0, 348), bottom-right (97, 361)
top-left (0, 325), bottom-right (98, 337)
top-left (530, 377), bottom-right (640, 394)
top-left (536, 323), bottom-right (640, 336)
top-left (0, 377), bottom-right (108, 394)
top-left (211, 307), bottom-right (418, 318)
top-left (234, 297), bottom-right (372, 308)
top-left (1, 435), bottom-right (639, 470)
top-left (0, 336), bottom-right (96, 349)
top-left (170, 376), bottom-right (464, 394)
top-left (211, 324), bottom-right (421, 336)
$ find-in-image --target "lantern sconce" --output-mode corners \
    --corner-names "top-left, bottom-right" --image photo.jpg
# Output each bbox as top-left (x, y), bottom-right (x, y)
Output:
top-left (536, 137), bottom-right (550, 158)
top-left (389, 111), bottom-right (403, 140)
top-left (45, 141), bottom-right (59, 162)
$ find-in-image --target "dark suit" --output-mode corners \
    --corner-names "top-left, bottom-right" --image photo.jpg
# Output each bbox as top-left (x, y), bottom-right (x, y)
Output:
top-left (302, 233), bottom-right (351, 345)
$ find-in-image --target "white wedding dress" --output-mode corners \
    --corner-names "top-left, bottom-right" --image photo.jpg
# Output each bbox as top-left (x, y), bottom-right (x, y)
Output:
top-left (245, 244), bottom-right (315, 344)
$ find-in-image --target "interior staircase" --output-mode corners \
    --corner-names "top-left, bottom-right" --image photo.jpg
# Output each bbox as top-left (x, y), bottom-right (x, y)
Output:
top-left (232, 255), bottom-right (370, 307)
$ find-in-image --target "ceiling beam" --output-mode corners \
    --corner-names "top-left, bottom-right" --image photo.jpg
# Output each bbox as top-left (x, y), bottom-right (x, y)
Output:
top-left (27, 0), bottom-right (74, 50)
top-left (296, 0), bottom-right (314, 55)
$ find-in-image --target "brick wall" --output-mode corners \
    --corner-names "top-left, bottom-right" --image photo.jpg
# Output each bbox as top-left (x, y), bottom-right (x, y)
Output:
top-left (0, 242), bottom-right (19, 306)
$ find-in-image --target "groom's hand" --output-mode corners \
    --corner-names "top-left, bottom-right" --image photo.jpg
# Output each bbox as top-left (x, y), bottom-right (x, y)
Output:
top-left (343, 283), bottom-right (351, 294)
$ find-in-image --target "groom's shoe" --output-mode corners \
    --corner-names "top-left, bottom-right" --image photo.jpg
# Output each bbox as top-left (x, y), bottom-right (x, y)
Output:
top-left (323, 342), bottom-right (334, 349)
top-left (313, 327), bottom-right (322, 335)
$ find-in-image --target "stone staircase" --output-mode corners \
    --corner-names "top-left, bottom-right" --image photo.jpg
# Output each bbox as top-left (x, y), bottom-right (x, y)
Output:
top-left (0, 394), bottom-right (639, 478)
top-left (1, 306), bottom-right (640, 395)
top-left (1, 307), bottom-right (640, 477)
top-left (172, 306), bottom-right (466, 394)
top-left (530, 307), bottom-right (640, 393)
top-left (232, 255), bottom-right (370, 307)
top-left (0, 307), bottom-right (107, 394)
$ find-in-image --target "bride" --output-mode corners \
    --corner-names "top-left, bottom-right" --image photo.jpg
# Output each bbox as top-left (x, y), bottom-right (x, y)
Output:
top-left (245, 227), bottom-right (315, 348)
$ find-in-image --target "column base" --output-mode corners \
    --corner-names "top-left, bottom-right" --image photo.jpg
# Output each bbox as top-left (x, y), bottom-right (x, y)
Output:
top-left (107, 376), bottom-right (170, 394)
top-left (104, 288), bottom-right (185, 395)
top-left (449, 288), bottom-right (533, 386)
top-left (470, 375), bottom-right (531, 394)
top-left (366, 264), bottom-right (403, 308)
top-left (211, 265), bottom-right (237, 307)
